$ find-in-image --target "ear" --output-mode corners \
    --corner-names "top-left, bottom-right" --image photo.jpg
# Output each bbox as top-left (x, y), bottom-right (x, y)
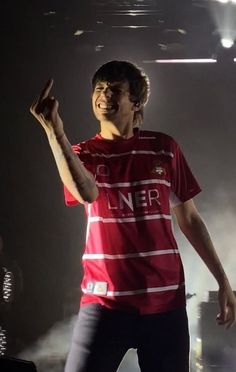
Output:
top-left (133, 102), bottom-right (141, 112)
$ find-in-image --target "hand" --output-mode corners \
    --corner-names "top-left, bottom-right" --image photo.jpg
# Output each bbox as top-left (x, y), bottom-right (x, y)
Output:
top-left (30, 79), bottom-right (64, 138)
top-left (217, 282), bottom-right (236, 329)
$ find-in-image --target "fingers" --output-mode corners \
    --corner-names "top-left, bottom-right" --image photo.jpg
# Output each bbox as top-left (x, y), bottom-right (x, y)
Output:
top-left (217, 306), bottom-right (236, 329)
top-left (30, 79), bottom-right (64, 137)
top-left (38, 78), bottom-right (54, 102)
top-left (43, 96), bottom-right (59, 121)
top-left (217, 286), bottom-right (236, 329)
top-left (51, 98), bottom-right (59, 119)
top-left (216, 310), bottom-right (228, 327)
top-left (30, 79), bottom-right (56, 119)
top-left (218, 290), bottom-right (227, 321)
top-left (226, 304), bottom-right (236, 328)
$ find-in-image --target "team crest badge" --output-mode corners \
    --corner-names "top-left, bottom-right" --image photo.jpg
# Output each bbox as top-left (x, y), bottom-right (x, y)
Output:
top-left (151, 161), bottom-right (166, 176)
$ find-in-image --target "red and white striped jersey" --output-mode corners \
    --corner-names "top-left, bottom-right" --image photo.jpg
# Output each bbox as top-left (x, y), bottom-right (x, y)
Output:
top-left (64, 129), bottom-right (201, 314)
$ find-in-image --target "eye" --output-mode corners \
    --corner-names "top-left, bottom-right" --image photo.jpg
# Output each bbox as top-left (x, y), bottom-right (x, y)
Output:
top-left (110, 87), bottom-right (124, 95)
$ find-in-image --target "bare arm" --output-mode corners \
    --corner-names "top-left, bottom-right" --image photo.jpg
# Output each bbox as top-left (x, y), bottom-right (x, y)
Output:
top-left (30, 79), bottom-right (98, 204)
top-left (173, 199), bottom-right (236, 328)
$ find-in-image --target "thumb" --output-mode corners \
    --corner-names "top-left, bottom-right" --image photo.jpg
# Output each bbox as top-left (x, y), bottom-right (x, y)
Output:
top-left (51, 97), bottom-right (59, 115)
top-left (44, 97), bottom-right (59, 121)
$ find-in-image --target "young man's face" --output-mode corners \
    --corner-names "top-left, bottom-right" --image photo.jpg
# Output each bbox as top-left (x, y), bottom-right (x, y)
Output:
top-left (92, 80), bottom-right (137, 125)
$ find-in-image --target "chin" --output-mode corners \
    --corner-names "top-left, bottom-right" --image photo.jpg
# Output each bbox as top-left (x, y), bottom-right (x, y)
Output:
top-left (96, 112), bottom-right (116, 122)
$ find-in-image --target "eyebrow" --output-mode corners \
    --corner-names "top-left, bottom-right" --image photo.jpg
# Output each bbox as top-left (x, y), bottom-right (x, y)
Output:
top-left (95, 81), bottom-right (126, 88)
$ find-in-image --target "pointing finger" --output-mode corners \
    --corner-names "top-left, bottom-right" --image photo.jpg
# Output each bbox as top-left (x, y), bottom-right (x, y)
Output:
top-left (30, 79), bottom-right (54, 116)
top-left (38, 78), bottom-right (54, 102)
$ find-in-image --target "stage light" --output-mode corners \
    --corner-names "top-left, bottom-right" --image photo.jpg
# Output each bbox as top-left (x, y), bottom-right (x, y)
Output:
top-left (217, 0), bottom-right (236, 3)
top-left (221, 38), bottom-right (234, 48)
top-left (74, 30), bottom-right (84, 36)
top-left (143, 59), bottom-right (217, 64)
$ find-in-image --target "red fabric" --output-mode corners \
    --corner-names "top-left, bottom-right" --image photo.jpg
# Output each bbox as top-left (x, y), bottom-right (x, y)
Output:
top-left (64, 130), bottom-right (201, 314)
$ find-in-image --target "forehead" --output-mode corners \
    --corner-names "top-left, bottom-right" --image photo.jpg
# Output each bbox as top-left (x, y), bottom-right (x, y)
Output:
top-left (94, 80), bottom-right (130, 89)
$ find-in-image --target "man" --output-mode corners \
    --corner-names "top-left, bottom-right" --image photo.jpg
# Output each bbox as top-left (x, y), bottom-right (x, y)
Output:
top-left (30, 60), bottom-right (236, 372)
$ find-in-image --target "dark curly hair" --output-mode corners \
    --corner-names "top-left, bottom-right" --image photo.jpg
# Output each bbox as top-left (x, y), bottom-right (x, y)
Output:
top-left (92, 60), bottom-right (150, 127)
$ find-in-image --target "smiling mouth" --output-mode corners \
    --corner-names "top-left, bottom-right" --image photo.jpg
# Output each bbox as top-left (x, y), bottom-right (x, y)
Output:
top-left (97, 102), bottom-right (116, 110)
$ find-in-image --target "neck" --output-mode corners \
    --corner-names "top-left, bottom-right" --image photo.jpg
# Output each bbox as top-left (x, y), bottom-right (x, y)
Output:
top-left (99, 120), bottom-right (134, 140)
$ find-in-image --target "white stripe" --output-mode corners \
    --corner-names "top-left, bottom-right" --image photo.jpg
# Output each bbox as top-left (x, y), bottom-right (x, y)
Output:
top-left (82, 249), bottom-right (179, 260)
top-left (82, 283), bottom-right (184, 297)
top-left (82, 150), bottom-right (174, 158)
top-left (107, 284), bottom-right (182, 296)
top-left (157, 150), bottom-right (174, 158)
top-left (88, 214), bottom-right (172, 224)
top-left (96, 179), bottom-right (171, 188)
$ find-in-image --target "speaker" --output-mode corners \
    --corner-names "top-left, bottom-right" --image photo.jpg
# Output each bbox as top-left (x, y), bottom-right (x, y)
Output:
top-left (0, 356), bottom-right (37, 371)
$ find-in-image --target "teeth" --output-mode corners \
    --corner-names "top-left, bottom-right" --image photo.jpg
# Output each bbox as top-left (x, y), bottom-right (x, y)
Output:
top-left (98, 103), bottom-right (113, 109)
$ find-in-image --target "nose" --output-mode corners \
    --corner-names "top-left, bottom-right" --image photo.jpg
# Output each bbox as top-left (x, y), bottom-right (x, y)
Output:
top-left (101, 86), bottom-right (113, 98)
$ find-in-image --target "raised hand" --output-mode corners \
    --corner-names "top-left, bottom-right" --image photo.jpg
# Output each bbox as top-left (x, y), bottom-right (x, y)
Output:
top-left (30, 79), bottom-right (64, 138)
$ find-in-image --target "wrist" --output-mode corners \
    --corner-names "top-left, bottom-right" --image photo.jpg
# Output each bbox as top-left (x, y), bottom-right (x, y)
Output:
top-left (46, 128), bottom-right (65, 142)
top-left (55, 131), bottom-right (65, 142)
top-left (217, 275), bottom-right (229, 289)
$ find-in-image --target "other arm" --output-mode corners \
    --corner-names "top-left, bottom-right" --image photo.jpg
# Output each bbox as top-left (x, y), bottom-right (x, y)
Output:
top-left (173, 199), bottom-right (236, 328)
top-left (30, 79), bottom-right (98, 204)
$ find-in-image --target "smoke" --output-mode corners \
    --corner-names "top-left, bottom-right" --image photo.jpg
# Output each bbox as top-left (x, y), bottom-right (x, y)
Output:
top-left (18, 316), bottom-right (77, 372)
top-left (17, 314), bottom-right (139, 372)
top-left (182, 190), bottom-right (236, 304)
top-left (177, 189), bottom-right (236, 366)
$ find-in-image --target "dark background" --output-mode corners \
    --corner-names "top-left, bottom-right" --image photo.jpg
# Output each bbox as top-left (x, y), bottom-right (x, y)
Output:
top-left (0, 0), bottom-right (236, 364)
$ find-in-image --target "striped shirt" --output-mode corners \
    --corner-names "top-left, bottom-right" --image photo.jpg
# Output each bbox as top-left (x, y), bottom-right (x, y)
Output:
top-left (64, 129), bottom-right (201, 314)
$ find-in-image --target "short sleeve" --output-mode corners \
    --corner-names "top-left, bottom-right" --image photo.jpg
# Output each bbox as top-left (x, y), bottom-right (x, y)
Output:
top-left (170, 140), bottom-right (201, 207)
top-left (64, 186), bottom-right (80, 206)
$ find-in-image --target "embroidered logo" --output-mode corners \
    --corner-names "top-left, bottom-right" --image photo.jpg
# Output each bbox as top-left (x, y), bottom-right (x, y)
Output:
top-left (151, 161), bottom-right (166, 176)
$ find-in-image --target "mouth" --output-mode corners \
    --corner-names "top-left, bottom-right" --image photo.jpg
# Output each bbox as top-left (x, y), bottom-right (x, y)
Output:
top-left (97, 102), bottom-right (116, 111)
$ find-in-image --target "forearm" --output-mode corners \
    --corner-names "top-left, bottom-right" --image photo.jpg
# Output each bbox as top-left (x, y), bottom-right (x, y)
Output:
top-left (46, 130), bottom-right (98, 204)
top-left (30, 79), bottom-right (98, 204)
top-left (179, 213), bottom-right (229, 288)
top-left (174, 199), bottom-right (236, 327)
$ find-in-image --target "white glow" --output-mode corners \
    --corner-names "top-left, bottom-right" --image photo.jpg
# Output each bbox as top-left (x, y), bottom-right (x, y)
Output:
top-left (128, 11), bottom-right (138, 16)
top-left (234, 58), bottom-right (236, 61)
top-left (221, 38), bottom-right (234, 48)
top-left (178, 29), bottom-right (187, 35)
top-left (217, 0), bottom-right (236, 3)
top-left (143, 59), bottom-right (217, 64)
top-left (112, 25), bottom-right (148, 29)
top-left (74, 30), bottom-right (84, 36)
